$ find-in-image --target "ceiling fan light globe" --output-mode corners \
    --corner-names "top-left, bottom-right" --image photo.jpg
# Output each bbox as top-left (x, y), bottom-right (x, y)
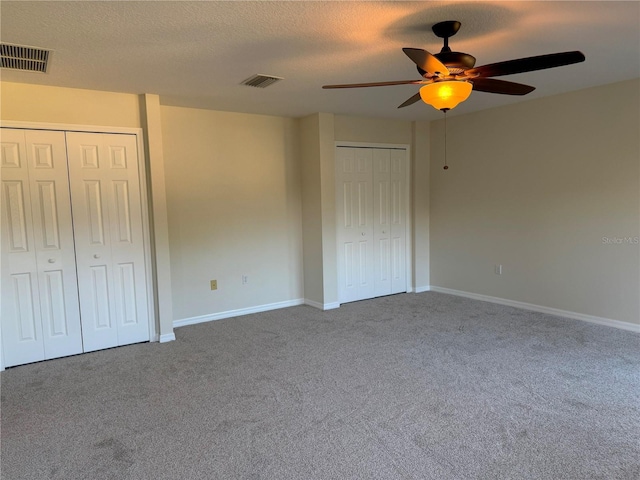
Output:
top-left (420, 81), bottom-right (472, 111)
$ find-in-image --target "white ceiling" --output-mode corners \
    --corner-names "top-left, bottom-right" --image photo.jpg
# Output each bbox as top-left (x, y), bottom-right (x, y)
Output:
top-left (1, 1), bottom-right (639, 121)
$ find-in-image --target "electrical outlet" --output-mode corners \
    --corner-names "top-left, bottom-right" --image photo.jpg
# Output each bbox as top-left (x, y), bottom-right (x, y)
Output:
top-left (495, 265), bottom-right (503, 275)
top-left (210, 280), bottom-right (218, 290)
top-left (242, 275), bottom-right (248, 285)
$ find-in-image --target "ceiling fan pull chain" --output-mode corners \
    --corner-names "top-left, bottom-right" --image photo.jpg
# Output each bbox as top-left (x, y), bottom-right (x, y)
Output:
top-left (443, 110), bottom-right (449, 170)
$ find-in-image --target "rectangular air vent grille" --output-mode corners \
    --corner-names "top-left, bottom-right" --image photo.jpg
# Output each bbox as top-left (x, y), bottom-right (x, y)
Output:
top-left (240, 74), bottom-right (283, 88)
top-left (1, 44), bottom-right (50, 73)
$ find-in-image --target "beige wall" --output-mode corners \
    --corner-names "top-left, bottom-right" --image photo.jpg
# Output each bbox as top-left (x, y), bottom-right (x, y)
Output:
top-left (334, 114), bottom-right (412, 144)
top-left (318, 113), bottom-right (338, 306)
top-left (430, 79), bottom-right (640, 324)
top-left (0, 82), bottom-right (141, 128)
top-left (299, 114), bottom-right (325, 305)
top-left (160, 106), bottom-right (303, 320)
top-left (412, 120), bottom-right (431, 291)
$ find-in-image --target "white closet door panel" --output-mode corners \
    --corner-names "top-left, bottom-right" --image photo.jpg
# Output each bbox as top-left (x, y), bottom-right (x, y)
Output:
top-left (41, 270), bottom-right (69, 335)
top-left (35, 181), bottom-right (61, 249)
top-left (10, 273), bottom-right (39, 340)
top-left (112, 180), bottom-right (132, 243)
top-left (1, 128), bottom-right (81, 367)
top-left (66, 132), bottom-right (149, 351)
top-left (389, 149), bottom-right (407, 294)
top-left (336, 147), bottom-right (374, 303)
top-left (373, 149), bottom-right (392, 297)
top-left (24, 130), bottom-right (84, 360)
top-left (103, 135), bottom-right (149, 344)
top-left (3, 180), bottom-right (30, 255)
top-left (88, 264), bottom-right (113, 328)
top-left (375, 236), bottom-right (390, 294)
top-left (4, 272), bottom-right (45, 366)
top-left (83, 180), bottom-right (107, 245)
top-left (1, 139), bottom-right (22, 168)
top-left (2, 131), bottom-right (45, 366)
top-left (115, 262), bottom-right (136, 323)
top-left (67, 135), bottom-right (118, 351)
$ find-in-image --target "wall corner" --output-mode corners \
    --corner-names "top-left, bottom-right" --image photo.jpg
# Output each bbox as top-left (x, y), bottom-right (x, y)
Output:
top-left (139, 94), bottom-right (175, 341)
top-left (412, 120), bottom-right (431, 290)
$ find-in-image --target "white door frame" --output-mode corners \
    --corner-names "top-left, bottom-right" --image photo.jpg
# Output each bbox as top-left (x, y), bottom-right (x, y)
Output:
top-left (335, 141), bottom-right (413, 304)
top-left (0, 121), bottom-right (157, 371)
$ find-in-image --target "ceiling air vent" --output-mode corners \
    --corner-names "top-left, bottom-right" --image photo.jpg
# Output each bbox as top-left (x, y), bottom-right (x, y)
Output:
top-left (240, 74), bottom-right (283, 88)
top-left (1, 43), bottom-right (50, 73)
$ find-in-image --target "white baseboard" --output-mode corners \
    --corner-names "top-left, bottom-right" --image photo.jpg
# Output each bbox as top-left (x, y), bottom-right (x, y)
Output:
top-left (174, 298), bottom-right (305, 328)
top-left (305, 299), bottom-right (340, 310)
top-left (414, 285), bottom-right (431, 293)
top-left (429, 286), bottom-right (640, 333)
top-left (159, 332), bottom-right (176, 343)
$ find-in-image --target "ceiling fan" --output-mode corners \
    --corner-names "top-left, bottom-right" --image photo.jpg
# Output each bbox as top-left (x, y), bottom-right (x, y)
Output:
top-left (323, 21), bottom-right (586, 111)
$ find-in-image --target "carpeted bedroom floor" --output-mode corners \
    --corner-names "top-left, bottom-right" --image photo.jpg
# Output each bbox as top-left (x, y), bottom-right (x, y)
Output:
top-left (1, 292), bottom-right (639, 479)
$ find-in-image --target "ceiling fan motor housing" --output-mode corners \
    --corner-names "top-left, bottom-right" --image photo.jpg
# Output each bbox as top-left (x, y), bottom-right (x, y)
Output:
top-left (435, 52), bottom-right (476, 70)
top-left (432, 20), bottom-right (476, 73)
top-left (417, 51), bottom-right (476, 78)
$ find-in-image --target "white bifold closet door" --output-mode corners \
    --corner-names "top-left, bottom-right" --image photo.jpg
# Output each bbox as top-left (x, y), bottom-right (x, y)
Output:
top-left (1, 129), bottom-right (150, 368)
top-left (65, 132), bottom-right (149, 353)
top-left (336, 146), bottom-right (407, 304)
top-left (1, 129), bottom-right (83, 367)
top-left (372, 148), bottom-right (407, 297)
top-left (336, 147), bottom-right (375, 303)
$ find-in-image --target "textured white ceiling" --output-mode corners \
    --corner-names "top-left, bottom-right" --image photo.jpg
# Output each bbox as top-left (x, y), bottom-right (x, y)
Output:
top-left (1, 1), bottom-right (639, 121)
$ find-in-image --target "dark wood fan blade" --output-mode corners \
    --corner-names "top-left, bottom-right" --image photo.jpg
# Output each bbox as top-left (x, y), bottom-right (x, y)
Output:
top-left (398, 93), bottom-right (422, 109)
top-left (471, 78), bottom-right (535, 95)
top-left (466, 51), bottom-right (585, 78)
top-left (402, 48), bottom-right (450, 76)
top-left (323, 79), bottom-right (423, 89)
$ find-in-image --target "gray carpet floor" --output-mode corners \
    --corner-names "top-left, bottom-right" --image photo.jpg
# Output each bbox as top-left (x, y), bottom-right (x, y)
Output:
top-left (1, 292), bottom-right (639, 480)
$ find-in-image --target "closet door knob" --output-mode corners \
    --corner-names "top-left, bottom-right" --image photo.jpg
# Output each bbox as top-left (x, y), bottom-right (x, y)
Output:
top-left (93, 254), bottom-right (100, 259)
top-left (48, 258), bottom-right (56, 263)
top-left (361, 232), bottom-right (366, 236)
